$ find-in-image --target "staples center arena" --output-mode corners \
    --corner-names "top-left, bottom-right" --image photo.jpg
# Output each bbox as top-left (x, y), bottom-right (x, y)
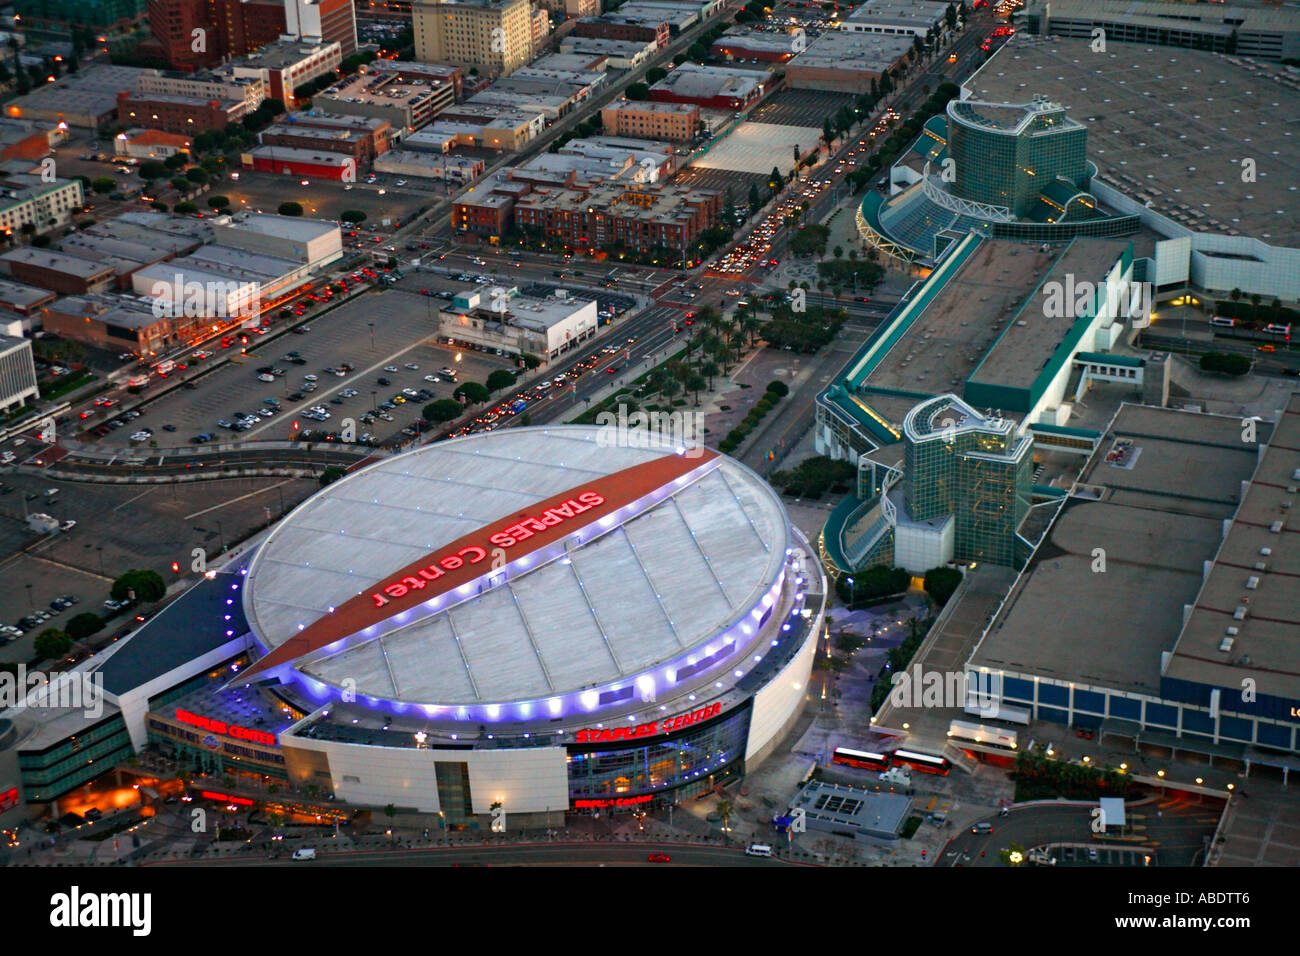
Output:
top-left (14, 427), bottom-right (826, 825)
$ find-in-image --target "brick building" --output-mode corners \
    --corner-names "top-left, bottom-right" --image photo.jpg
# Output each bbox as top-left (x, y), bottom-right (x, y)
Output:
top-left (261, 113), bottom-right (391, 164)
top-left (116, 90), bottom-right (245, 134)
top-left (0, 249), bottom-right (116, 296)
top-left (142, 0), bottom-right (286, 71)
top-left (514, 182), bottom-right (722, 257)
top-left (574, 14), bottom-right (669, 49)
top-left (600, 100), bottom-right (698, 141)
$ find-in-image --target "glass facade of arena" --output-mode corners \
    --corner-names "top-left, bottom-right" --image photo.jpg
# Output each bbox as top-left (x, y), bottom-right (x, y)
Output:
top-left (566, 703), bottom-right (751, 801)
top-left (18, 713), bottom-right (134, 802)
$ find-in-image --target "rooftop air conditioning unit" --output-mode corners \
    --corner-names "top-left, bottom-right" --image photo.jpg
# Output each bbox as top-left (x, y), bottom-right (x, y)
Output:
top-left (1246, 576), bottom-right (1259, 589)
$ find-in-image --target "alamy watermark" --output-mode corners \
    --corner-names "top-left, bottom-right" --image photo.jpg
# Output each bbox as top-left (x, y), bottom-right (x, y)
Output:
top-left (889, 665), bottom-right (1002, 716)
top-left (1041, 275), bottom-right (1152, 329)
top-left (151, 274), bottom-right (262, 322)
top-left (594, 403), bottom-right (706, 457)
top-left (0, 665), bottom-right (103, 718)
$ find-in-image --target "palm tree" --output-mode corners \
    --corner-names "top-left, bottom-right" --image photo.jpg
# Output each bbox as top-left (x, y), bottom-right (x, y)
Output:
top-left (700, 359), bottom-right (720, 389)
top-left (716, 798), bottom-right (734, 834)
top-left (1250, 292), bottom-right (1261, 322)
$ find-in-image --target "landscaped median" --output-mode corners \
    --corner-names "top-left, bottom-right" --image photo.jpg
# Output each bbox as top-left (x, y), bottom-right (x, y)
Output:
top-left (568, 347), bottom-right (691, 426)
top-left (718, 380), bottom-right (787, 454)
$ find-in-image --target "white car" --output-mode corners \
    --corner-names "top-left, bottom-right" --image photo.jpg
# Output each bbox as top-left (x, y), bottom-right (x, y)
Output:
top-left (404, 363), bottom-right (419, 370)
top-left (130, 431), bottom-right (150, 442)
top-left (258, 373), bottom-right (275, 382)
top-left (423, 375), bottom-right (440, 383)
top-left (61, 520), bottom-right (77, 532)
top-left (395, 179), bottom-right (408, 187)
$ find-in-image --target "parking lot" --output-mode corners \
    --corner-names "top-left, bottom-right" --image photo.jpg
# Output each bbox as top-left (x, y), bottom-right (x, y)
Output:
top-left (221, 169), bottom-right (437, 231)
top-left (750, 88), bottom-right (858, 129)
top-left (673, 165), bottom-right (771, 198)
top-left (81, 285), bottom-right (517, 449)
top-left (0, 470), bottom-right (319, 661)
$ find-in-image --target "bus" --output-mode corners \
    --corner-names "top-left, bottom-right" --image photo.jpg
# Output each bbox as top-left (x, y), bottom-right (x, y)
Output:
top-left (889, 749), bottom-right (951, 776)
top-left (1209, 316), bottom-right (1236, 328)
top-left (948, 719), bottom-right (1018, 751)
top-left (1263, 323), bottom-right (1292, 340)
top-left (831, 747), bottom-right (891, 772)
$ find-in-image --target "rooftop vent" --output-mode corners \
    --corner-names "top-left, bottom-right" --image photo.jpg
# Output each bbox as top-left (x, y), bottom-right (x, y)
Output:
top-left (1246, 576), bottom-right (1260, 590)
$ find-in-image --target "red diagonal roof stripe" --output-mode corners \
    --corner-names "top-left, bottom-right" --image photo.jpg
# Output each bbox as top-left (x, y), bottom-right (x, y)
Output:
top-left (242, 446), bottom-right (719, 680)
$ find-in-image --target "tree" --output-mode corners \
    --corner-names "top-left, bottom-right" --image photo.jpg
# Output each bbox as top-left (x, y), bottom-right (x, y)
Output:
top-left (646, 66), bottom-right (667, 83)
top-left (626, 82), bottom-right (650, 100)
top-left (111, 569), bottom-right (166, 603)
top-left (520, 353), bottom-right (542, 369)
top-left (923, 566), bottom-right (963, 606)
top-left (453, 381), bottom-right (490, 405)
top-left (1200, 352), bottom-right (1250, 376)
top-left (91, 177), bottom-right (116, 194)
top-left (185, 167), bottom-right (208, 184)
top-left (66, 613), bottom-right (105, 641)
top-left (207, 195), bottom-right (230, 210)
top-left (174, 201), bottom-right (199, 215)
top-left (138, 160), bottom-right (168, 181)
top-left (278, 201), bottom-right (303, 217)
top-left (716, 798), bottom-right (733, 833)
top-left (340, 209), bottom-right (367, 223)
top-left (766, 379), bottom-right (789, 397)
top-left (835, 566), bottom-right (911, 607)
top-left (423, 398), bottom-right (462, 423)
top-left (485, 369), bottom-right (516, 393)
top-left (164, 152), bottom-right (189, 170)
top-left (684, 370), bottom-right (707, 405)
top-left (319, 465), bottom-right (347, 486)
top-left (34, 629), bottom-right (72, 660)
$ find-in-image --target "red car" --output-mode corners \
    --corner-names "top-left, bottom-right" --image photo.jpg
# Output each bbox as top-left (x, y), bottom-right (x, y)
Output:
top-left (647, 853), bottom-right (671, 863)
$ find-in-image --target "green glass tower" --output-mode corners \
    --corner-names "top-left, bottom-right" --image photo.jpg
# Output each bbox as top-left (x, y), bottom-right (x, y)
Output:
top-left (946, 97), bottom-right (1088, 218)
top-left (902, 395), bottom-right (1032, 566)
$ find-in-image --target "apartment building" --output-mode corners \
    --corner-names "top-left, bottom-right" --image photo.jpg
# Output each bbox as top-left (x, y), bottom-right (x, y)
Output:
top-left (600, 100), bottom-right (698, 141)
top-left (412, 0), bottom-right (535, 78)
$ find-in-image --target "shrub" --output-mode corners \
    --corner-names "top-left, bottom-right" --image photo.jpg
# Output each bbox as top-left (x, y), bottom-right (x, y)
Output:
top-left (34, 629), bottom-right (72, 660)
top-left (485, 369), bottom-right (516, 393)
top-left (319, 465), bottom-right (347, 486)
top-left (66, 612), bottom-right (105, 641)
top-left (110, 569), bottom-right (166, 603)
top-left (422, 399), bottom-right (462, 423)
top-left (923, 567), bottom-right (964, 607)
top-left (765, 380), bottom-right (789, 397)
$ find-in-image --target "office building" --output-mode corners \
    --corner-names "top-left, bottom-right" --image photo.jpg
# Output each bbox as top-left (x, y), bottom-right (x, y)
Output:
top-left (0, 334), bottom-right (38, 416)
